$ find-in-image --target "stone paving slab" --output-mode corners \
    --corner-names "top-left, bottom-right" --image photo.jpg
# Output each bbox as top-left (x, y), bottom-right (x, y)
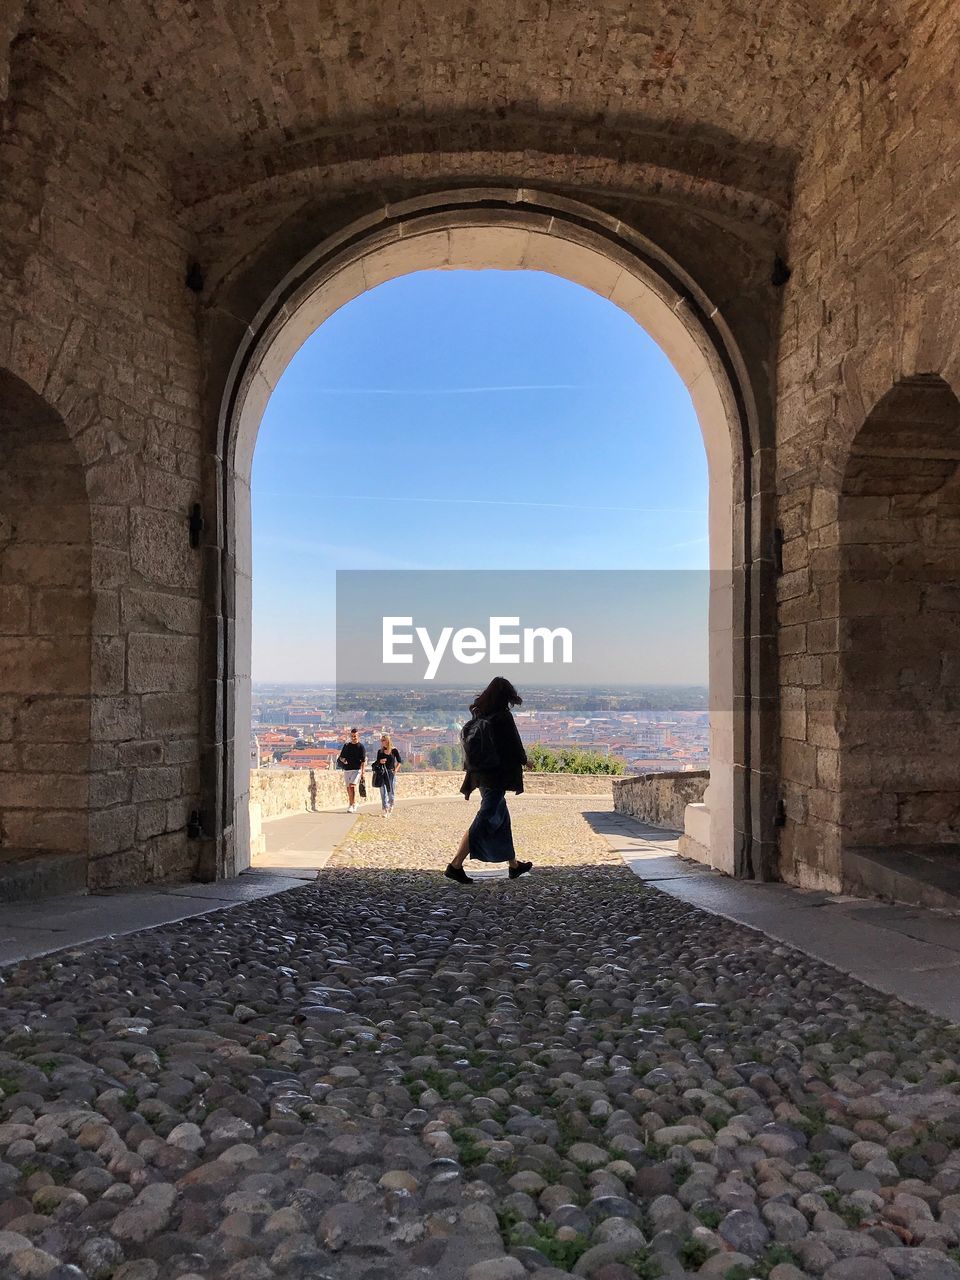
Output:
top-left (597, 812), bottom-right (960, 1025)
top-left (0, 875), bottom-right (304, 967)
top-left (253, 809), bottom-right (358, 873)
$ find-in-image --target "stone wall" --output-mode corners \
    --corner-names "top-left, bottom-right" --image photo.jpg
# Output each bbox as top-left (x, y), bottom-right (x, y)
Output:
top-left (613, 771), bottom-right (710, 833)
top-left (776, 5), bottom-right (960, 891)
top-left (250, 769), bottom-right (616, 823)
top-left (0, 38), bottom-right (204, 892)
top-left (0, 373), bottom-right (92, 867)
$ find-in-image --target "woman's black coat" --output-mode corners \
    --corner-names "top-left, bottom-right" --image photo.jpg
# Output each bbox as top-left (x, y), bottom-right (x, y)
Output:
top-left (460, 708), bottom-right (529, 798)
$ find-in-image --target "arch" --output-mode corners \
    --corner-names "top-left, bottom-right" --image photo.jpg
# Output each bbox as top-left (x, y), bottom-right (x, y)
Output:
top-left (210, 190), bottom-right (774, 882)
top-left (0, 369), bottom-right (93, 898)
top-left (839, 375), bottom-right (960, 884)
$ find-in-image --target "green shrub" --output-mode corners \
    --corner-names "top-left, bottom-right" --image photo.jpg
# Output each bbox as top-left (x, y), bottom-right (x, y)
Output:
top-left (528, 743), bottom-right (626, 775)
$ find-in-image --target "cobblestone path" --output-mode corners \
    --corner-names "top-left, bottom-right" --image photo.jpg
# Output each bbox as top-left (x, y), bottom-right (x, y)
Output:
top-left (3, 798), bottom-right (960, 1280)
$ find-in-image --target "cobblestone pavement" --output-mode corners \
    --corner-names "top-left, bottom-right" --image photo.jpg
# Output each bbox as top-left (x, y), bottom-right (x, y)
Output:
top-left (3, 798), bottom-right (960, 1280)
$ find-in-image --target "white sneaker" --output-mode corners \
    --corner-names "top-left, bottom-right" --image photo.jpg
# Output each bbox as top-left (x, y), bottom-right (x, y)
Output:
top-left (347, 804), bottom-right (356, 813)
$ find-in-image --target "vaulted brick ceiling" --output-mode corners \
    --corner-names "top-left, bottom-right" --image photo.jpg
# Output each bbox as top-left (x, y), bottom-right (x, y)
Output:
top-left (12, 0), bottom-right (908, 210)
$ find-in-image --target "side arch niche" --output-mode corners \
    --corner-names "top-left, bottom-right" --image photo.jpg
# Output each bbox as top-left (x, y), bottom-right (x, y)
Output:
top-left (0, 369), bottom-right (93, 899)
top-left (839, 375), bottom-right (960, 899)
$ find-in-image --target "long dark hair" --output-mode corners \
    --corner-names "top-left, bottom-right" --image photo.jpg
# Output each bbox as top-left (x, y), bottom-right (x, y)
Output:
top-left (470, 676), bottom-right (523, 718)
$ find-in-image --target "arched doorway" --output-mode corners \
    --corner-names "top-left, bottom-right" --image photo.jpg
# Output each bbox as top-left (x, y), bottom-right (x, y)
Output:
top-left (839, 375), bottom-right (960, 897)
top-left (211, 191), bottom-right (771, 883)
top-left (0, 370), bottom-right (93, 898)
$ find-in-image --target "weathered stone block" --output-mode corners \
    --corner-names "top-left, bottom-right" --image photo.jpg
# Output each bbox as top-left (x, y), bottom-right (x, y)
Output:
top-left (91, 548), bottom-right (130, 590)
top-left (21, 742), bottom-right (88, 772)
top-left (90, 769), bottom-right (132, 806)
top-left (88, 847), bottom-right (147, 890)
top-left (31, 588), bottom-right (92, 635)
top-left (92, 636), bottom-right (125, 695)
top-left (897, 791), bottom-right (960, 827)
top-left (778, 623), bottom-right (806, 655)
top-left (93, 589), bottom-right (121, 633)
top-left (127, 633), bottom-right (197, 693)
top-left (0, 585), bottom-right (30, 633)
top-left (87, 455), bottom-right (139, 503)
top-left (14, 502), bottom-right (90, 544)
top-left (806, 786), bottom-right (842, 824)
top-left (143, 468), bottom-right (196, 512)
top-left (144, 830), bottom-right (196, 881)
top-left (0, 637), bottom-right (89, 694)
top-left (780, 686), bottom-right (806, 740)
top-left (141, 692), bottom-right (196, 735)
top-left (781, 738), bottom-right (817, 788)
top-left (92, 695), bottom-right (141, 742)
top-left (165, 794), bottom-right (192, 830)
top-left (16, 694), bottom-right (90, 743)
top-left (815, 747), bottom-right (840, 790)
top-left (90, 742), bottom-right (119, 770)
top-left (121, 588), bottom-right (201, 634)
top-left (136, 799), bottom-right (167, 840)
top-left (164, 737), bottom-right (198, 764)
top-left (132, 765), bottom-right (181, 801)
top-left (806, 618), bottom-right (839, 653)
top-left (89, 804), bottom-right (137, 856)
top-left (2, 807), bottom-right (87, 853)
top-left (0, 771), bottom-right (88, 808)
top-left (117, 739), bottom-right (163, 765)
top-left (130, 508), bottom-right (197, 589)
top-left (3, 544), bottom-right (89, 587)
top-left (90, 505), bottom-right (131, 550)
top-left (779, 654), bottom-right (822, 687)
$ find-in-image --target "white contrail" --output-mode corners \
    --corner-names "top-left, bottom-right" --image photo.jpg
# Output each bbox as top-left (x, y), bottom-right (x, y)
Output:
top-left (304, 383), bottom-right (634, 395)
top-left (256, 490), bottom-right (703, 515)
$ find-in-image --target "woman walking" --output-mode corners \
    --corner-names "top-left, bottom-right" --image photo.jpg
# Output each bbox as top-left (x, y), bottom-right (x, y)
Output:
top-left (446, 676), bottom-right (533, 884)
top-left (374, 733), bottom-right (402, 815)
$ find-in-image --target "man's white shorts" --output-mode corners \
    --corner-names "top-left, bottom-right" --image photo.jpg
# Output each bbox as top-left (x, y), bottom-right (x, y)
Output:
top-left (342, 769), bottom-right (361, 785)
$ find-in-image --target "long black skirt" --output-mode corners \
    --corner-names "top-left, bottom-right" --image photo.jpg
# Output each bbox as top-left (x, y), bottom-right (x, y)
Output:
top-left (468, 786), bottom-right (516, 863)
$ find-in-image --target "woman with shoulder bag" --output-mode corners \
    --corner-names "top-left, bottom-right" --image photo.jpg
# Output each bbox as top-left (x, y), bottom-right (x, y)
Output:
top-left (373, 733), bottom-right (402, 815)
top-left (445, 676), bottom-right (533, 884)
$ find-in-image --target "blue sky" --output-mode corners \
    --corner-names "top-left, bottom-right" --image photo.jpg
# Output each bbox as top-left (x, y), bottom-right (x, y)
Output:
top-left (252, 269), bottom-right (708, 681)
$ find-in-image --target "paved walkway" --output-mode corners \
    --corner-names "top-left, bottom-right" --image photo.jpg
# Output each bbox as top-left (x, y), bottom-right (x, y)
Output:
top-left (593, 811), bottom-right (960, 1025)
top-left (253, 807), bottom-right (359, 873)
top-left (0, 808), bottom-right (360, 967)
top-left (10, 798), bottom-right (960, 1027)
top-left (0, 873), bottom-right (305, 968)
top-left (2, 795), bottom-right (960, 1280)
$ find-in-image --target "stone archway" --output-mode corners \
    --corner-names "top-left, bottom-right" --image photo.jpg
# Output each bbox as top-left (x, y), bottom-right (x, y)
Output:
top-left (0, 369), bottom-right (93, 899)
top-left (211, 190), bottom-right (773, 883)
top-left (839, 375), bottom-right (960, 896)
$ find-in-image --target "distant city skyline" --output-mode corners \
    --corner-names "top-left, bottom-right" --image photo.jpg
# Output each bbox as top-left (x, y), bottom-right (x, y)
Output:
top-left (250, 681), bottom-right (710, 773)
top-left (252, 269), bottom-right (708, 682)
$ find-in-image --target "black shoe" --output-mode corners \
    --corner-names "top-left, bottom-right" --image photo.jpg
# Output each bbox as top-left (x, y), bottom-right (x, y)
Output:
top-left (509, 860), bottom-right (533, 879)
top-left (445, 864), bottom-right (474, 884)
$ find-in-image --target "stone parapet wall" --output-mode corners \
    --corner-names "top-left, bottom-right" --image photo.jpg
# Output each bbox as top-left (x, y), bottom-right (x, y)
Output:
top-left (613, 770), bottom-right (710, 832)
top-left (521, 773), bottom-right (617, 796)
top-left (249, 770), bottom-right (337, 820)
top-left (250, 768), bottom-right (615, 822)
top-left (776, 5), bottom-right (960, 892)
